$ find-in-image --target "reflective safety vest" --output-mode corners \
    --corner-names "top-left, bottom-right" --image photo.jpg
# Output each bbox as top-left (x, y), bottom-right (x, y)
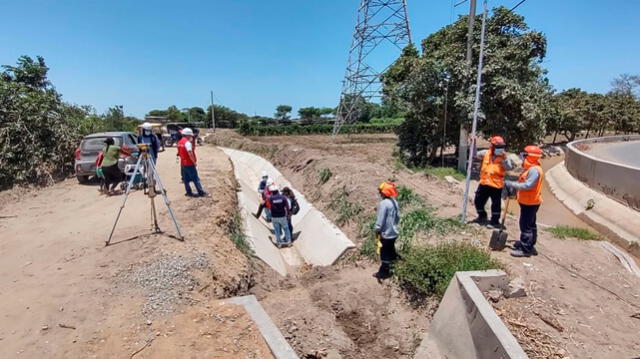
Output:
top-left (517, 165), bottom-right (544, 205)
top-left (177, 138), bottom-right (196, 166)
top-left (479, 151), bottom-right (506, 189)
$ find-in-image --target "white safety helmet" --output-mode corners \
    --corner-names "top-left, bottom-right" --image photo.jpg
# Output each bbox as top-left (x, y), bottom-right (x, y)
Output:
top-left (261, 171), bottom-right (268, 178)
top-left (268, 184), bottom-right (278, 192)
top-left (142, 122), bottom-right (152, 130)
top-left (182, 127), bottom-right (194, 136)
top-left (266, 178), bottom-right (274, 186)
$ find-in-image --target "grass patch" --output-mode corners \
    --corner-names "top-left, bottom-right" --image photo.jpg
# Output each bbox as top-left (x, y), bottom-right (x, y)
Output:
top-left (396, 185), bottom-right (423, 209)
top-left (394, 242), bottom-right (501, 300)
top-left (547, 225), bottom-right (601, 241)
top-left (330, 187), bottom-right (364, 226)
top-left (424, 167), bottom-right (466, 181)
top-left (227, 212), bottom-right (252, 256)
top-left (318, 168), bottom-right (333, 184)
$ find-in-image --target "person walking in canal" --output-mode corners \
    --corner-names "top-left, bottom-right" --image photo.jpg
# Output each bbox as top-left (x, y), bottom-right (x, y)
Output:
top-left (268, 185), bottom-right (292, 248)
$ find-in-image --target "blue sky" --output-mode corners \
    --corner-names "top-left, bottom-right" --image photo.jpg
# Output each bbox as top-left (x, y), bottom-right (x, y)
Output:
top-left (2, 0), bottom-right (639, 118)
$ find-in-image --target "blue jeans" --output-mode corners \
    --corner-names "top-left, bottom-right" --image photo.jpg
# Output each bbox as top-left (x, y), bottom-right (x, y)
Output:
top-left (181, 165), bottom-right (205, 195)
top-left (272, 216), bottom-right (292, 244)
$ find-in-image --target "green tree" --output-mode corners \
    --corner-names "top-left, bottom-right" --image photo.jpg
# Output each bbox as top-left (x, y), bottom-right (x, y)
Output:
top-left (207, 105), bottom-right (249, 128)
top-left (166, 105), bottom-right (186, 122)
top-left (187, 106), bottom-right (206, 124)
top-left (275, 105), bottom-right (292, 121)
top-left (383, 7), bottom-right (552, 164)
top-left (147, 109), bottom-right (168, 117)
top-left (1, 55), bottom-right (50, 89)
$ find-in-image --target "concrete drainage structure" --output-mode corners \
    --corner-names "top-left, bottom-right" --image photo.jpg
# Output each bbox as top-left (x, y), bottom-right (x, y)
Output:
top-left (415, 270), bottom-right (528, 359)
top-left (221, 147), bottom-right (355, 275)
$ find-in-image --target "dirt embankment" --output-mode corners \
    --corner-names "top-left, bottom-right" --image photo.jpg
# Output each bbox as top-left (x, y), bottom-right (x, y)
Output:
top-left (209, 130), bottom-right (640, 359)
top-left (0, 146), bottom-right (270, 358)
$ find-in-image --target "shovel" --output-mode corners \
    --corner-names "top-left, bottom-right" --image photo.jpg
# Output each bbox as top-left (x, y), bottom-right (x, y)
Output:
top-left (489, 198), bottom-right (511, 251)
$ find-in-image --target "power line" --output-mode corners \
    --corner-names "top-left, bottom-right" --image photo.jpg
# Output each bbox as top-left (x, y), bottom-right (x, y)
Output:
top-left (454, 0), bottom-right (469, 7)
top-left (510, 0), bottom-right (528, 12)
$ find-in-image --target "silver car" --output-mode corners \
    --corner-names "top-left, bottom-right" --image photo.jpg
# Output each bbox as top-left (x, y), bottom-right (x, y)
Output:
top-left (74, 131), bottom-right (139, 183)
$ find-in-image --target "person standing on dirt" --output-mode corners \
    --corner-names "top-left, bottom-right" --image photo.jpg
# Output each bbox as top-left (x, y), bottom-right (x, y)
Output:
top-left (101, 137), bottom-right (125, 195)
top-left (470, 136), bottom-right (514, 228)
top-left (373, 181), bottom-right (400, 280)
top-left (177, 128), bottom-right (208, 197)
top-left (268, 185), bottom-right (292, 248)
top-left (138, 122), bottom-right (160, 164)
top-left (505, 145), bottom-right (544, 257)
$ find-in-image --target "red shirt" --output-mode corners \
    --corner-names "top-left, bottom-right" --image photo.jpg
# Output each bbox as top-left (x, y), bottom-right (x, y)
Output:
top-left (262, 189), bottom-right (273, 209)
top-left (177, 137), bottom-right (196, 166)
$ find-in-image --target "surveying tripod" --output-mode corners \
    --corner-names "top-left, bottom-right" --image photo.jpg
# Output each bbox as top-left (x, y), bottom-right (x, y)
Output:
top-left (105, 143), bottom-right (184, 246)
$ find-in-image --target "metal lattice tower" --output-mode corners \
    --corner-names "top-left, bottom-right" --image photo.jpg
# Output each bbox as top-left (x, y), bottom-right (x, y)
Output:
top-left (333, 0), bottom-right (412, 135)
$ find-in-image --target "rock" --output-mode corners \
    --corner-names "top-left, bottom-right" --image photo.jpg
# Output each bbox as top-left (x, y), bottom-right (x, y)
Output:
top-left (326, 349), bottom-right (342, 359)
top-left (487, 289), bottom-right (502, 303)
top-left (41, 325), bottom-right (49, 331)
top-left (506, 277), bottom-right (527, 298)
top-left (444, 176), bottom-right (460, 185)
top-left (146, 320), bottom-right (152, 326)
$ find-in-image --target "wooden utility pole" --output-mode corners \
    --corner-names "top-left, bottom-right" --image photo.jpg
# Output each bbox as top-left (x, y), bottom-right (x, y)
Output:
top-left (457, 0), bottom-right (477, 171)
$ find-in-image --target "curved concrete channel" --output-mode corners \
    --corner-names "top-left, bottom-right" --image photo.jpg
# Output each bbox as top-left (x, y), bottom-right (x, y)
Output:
top-left (221, 147), bottom-right (355, 276)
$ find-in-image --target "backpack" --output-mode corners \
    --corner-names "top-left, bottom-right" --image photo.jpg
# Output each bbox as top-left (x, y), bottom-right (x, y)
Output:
top-left (290, 197), bottom-right (300, 215)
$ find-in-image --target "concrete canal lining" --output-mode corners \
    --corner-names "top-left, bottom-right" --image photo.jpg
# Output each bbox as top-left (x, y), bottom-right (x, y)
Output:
top-left (221, 147), bottom-right (355, 276)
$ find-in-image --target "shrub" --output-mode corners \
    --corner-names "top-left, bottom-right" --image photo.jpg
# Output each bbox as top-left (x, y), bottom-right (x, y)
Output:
top-left (227, 212), bottom-right (252, 256)
top-left (330, 187), bottom-right (364, 226)
top-left (236, 122), bottom-right (399, 136)
top-left (547, 225), bottom-right (601, 241)
top-left (394, 242), bottom-right (501, 300)
top-left (396, 185), bottom-right (422, 208)
top-left (318, 168), bottom-right (332, 184)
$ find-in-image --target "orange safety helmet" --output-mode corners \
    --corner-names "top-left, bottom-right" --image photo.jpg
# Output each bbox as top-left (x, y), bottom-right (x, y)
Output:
top-left (524, 145), bottom-right (543, 158)
top-left (490, 136), bottom-right (506, 147)
top-left (378, 181), bottom-right (398, 198)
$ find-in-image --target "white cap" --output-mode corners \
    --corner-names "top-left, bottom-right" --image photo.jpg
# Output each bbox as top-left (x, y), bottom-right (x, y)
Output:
top-left (142, 122), bottom-right (152, 130)
top-left (261, 171), bottom-right (268, 178)
top-left (268, 184), bottom-right (278, 192)
top-left (266, 178), bottom-right (274, 186)
top-left (182, 128), bottom-right (194, 136)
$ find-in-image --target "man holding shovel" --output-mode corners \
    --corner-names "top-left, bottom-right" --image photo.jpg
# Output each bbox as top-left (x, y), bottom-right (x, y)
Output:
top-left (505, 145), bottom-right (544, 257)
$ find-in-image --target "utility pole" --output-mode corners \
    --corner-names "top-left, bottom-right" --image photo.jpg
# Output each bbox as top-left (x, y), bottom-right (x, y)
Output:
top-left (457, 0), bottom-right (477, 171)
top-left (210, 90), bottom-right (216, 132)
top-left (461, 0), bottom-right (488, 223)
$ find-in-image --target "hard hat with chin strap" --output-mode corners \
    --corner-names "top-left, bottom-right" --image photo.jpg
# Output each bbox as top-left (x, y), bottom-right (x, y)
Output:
top-left (524, 145), bottom-right (543, 158)
top-left (182, 128), bottom-right (194, 136)
top-left (490, 136), bottom-right (505, 147)
top-left (142, 122), bottom-right (152, 130)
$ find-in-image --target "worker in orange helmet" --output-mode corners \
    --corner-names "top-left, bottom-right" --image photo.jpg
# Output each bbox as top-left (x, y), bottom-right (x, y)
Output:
top-left (373, 181), bottom-right (400, 280)
top-left (470, 136), bottom-right (515, 228)
top-left (505, 145), bottom-right (544, 257)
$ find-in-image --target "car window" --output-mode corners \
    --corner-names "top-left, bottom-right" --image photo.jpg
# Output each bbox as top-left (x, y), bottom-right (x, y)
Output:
top-left (124, 134), bottom-right (137, 145)
top-left (81, 136), bottom-right (122, 151)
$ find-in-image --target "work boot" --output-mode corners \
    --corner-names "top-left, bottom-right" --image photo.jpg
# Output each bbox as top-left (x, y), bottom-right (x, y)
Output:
top-left (510, 249), bottom-right (531, 257)
top-left (185, 193), bottom-right (196, 198)
top-left (253, 213), bottom-right (260, 219)
top-left (531, 247), bottom-right (538, 256)
top-left (487, 221), bottom-right (502, 229)
top-left (469, 217), bottom-right (488, 225)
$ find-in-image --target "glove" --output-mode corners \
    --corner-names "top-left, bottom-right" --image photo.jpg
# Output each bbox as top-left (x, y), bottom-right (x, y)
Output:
top-left (504, 181), bottom-right (517, 198)
top-left (375, 233), bottom-right (382, 256)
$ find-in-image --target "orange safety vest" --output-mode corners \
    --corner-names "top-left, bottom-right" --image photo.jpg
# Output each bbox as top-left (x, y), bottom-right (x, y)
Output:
top-left (479, 151), bottom-right (506, 189)
top-left (517, 165), bottom-right (544, 205)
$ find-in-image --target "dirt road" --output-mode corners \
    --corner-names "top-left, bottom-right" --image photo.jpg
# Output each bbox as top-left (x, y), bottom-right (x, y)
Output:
top-left (0, 146), bottom-right (268, 358)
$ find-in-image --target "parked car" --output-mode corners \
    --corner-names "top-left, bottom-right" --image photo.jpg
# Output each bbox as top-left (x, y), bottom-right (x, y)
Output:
top-left (162, 123), bottom-right (203, 147)
top-left (74, 131), bottom-right (139, 184)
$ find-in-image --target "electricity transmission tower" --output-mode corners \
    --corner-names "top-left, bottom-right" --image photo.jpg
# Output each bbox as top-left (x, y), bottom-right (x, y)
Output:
top-left (333, 0), bottom-right (412, 135)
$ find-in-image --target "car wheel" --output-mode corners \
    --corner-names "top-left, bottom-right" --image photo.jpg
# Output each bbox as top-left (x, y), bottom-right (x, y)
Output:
top-left (77, 175), bottom-right (90, 184)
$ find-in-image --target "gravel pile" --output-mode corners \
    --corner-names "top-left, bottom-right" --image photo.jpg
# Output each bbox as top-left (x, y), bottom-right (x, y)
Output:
top-left (118, 252), bottom-right (209, 317)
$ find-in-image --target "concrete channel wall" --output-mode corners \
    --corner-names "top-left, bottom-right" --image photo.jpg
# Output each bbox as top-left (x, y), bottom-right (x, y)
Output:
top-left (415, 270), bottom-right (528, 359)
top-left (221, 147), bottom-right (355, 276)
top-left (566, 135), bottom-right (640, 210)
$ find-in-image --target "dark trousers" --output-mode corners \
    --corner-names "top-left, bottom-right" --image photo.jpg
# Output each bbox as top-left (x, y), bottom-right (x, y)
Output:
top-left (378, 237), bottom-right (398, 277)
top-left (181, 165), bottom-right (205, 195)
top-left (102, 164), bottom-right (124, 191)
top-left (517, 204), bottom-right (540, 253)
top-left (474, 184), bottom-right (503, 223)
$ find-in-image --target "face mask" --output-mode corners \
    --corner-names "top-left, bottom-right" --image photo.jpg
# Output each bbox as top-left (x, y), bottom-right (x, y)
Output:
top-left (494, 148), bottom-right (504, 155)
top-left (144, 130), bottom-right (151, 136)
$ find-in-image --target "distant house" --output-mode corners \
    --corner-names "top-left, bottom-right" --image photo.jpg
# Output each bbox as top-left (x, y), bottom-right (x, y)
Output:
top-left (144, 116), bottom-right (169, 124)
